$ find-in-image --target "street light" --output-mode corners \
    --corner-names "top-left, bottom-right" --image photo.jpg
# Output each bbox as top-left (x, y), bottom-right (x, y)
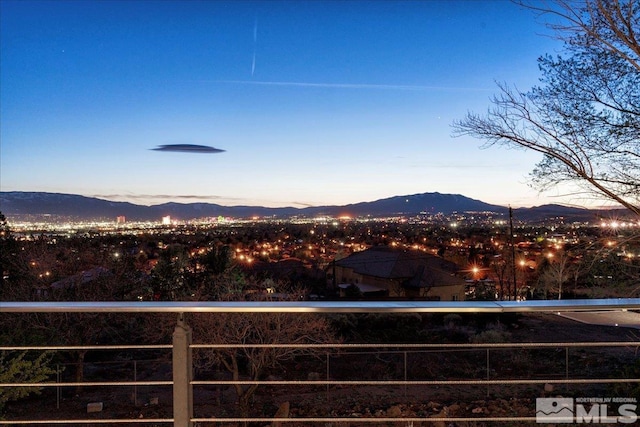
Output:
top-left (518, 259), bottom-right (527, 300)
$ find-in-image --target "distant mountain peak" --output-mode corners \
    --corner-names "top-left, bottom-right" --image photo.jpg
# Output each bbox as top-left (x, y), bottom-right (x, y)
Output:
top-left (0, 191), bottom-right (626, 223)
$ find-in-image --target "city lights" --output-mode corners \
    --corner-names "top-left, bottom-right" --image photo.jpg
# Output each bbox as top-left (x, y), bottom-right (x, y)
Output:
top-left (4, 206), bottom-right (638, 305)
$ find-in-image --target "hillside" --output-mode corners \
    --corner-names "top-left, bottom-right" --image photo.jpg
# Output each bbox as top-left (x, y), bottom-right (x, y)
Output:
top-left (0, 191), bottom-right (623, 223)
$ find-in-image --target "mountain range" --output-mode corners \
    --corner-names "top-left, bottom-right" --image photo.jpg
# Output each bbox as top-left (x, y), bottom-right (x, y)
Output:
top-left (0, 191), bottom-right (623, 223)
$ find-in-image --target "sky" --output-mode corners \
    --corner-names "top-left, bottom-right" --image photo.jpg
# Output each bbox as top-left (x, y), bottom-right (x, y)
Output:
top-left (0, 0), bottom-right (593, 210)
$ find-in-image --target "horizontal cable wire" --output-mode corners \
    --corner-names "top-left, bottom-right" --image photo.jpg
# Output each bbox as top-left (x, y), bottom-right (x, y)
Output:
top-left (3, 341), bottom-right (635, 352)
top-left (8, 378), bottom-right (637, 388)
top-left (191, 341), bottom-right (638, 349)
top-left (0, 344), bottom-right (171, 351)
top-left (0, 417), bottom-right (552, 425)
top-left (0, 420), bottom-right (173, 425)
top-left (5, 381), bottom-right (172, 387)
top-left (191, 416), bottom-right (544, 423)
top-left (191, 378), bottom-right (639, 386)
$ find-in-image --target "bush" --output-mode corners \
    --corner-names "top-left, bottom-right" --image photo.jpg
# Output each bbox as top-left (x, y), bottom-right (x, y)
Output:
top-left (470, 322), bottom-right (511, 343)
top-left (610, 357), bottom-right (640, 397)
top-left (0, 351), bottom-right (57, 413)
top-left (443, 313), bottom-right (463, 328)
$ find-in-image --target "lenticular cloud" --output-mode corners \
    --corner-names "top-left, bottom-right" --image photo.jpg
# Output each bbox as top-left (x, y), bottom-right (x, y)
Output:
top-left (152, 144), bottom-right (225, 153)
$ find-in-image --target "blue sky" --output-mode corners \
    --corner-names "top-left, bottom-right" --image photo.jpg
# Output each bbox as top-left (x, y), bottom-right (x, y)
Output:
top-left (1, 0), bottom-right (583, 209)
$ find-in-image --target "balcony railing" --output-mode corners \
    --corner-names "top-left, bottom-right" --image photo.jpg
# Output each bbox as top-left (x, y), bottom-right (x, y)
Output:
top-left (1, 298), bottom-right (639, 425)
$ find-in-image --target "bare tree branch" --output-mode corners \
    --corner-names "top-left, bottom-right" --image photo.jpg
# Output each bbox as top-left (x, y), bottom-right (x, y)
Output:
top-left (454, 1), bottom-right (640, 216)
top-left (517, 0), bottom-right (640, 71)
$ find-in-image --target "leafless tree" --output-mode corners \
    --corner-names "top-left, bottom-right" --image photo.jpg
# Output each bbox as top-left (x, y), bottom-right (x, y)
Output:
top-left (520, 0), bottom-right (640, 70)
top-left (187, 273), bottom-right (337, 418)
top-left (538, 251), bottom-right (572, 299)
top-left (489, 255), bottom-right (511, 300)
top-left (453, 0), bottom-right (640, 215)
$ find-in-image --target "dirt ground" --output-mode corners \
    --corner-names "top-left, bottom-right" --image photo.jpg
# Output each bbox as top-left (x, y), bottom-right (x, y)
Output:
top-left (4, 312), bottom-right (639, 426)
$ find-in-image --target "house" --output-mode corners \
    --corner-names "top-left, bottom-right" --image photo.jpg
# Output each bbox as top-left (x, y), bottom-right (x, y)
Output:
top-left (50, 266), bottom-right (112, 290)
top-left (332, 246), bottom-right (466, 300)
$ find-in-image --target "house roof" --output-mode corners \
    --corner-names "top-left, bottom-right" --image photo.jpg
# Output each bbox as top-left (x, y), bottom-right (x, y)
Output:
top-left (50, 266), bottom-right (111, 289)
top-left (338, 283), bottom-right (387, 293)
top-left (335, 246), bottom-right (464, 288)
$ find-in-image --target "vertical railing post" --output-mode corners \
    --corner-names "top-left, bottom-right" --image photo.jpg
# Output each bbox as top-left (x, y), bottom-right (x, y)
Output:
top-left (565, 346), bottom-right (569, 393)
top-left (133, 360), bottom-right (138, 407)
top-left (403, 351), bottom-right (407, 398)
top-left (173, 313), bottom-right (193, 427)
top-left (56, 363), bottom-right (60, 409)
top-left (486, 348), bottom-right (490, 397)
top-left (326, 352), bottom-right (330, 402)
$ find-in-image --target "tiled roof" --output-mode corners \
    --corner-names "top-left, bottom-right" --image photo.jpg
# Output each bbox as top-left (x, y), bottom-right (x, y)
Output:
top-left (336, 246), bottom-right (463, 288)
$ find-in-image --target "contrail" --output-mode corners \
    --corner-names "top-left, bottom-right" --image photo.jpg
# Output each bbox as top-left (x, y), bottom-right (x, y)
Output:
top-left (253, 16), bottom-right (258, 42)
top-left (251, 17), bottom-right (258, 77)
top-left (214, 80), bottom-right (492, 92)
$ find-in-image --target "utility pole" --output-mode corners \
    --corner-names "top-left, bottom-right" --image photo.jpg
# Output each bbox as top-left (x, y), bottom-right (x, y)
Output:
top-left (509, 206), bottom-right (517, 300)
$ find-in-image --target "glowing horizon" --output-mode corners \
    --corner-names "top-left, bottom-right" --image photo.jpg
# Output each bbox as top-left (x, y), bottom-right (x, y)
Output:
top-left (1, 1), bottom-right (611, 211)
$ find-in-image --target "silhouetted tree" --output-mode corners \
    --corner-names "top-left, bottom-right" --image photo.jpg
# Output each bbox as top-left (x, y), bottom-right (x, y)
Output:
top-left (188, 273), bottom-right (337, 418)
top-left (454, 0), bottom-right (640, 215)
top-left (148, 244), bottom-right (193, 300)
top-left (0, 212), bottom-right (34, 300)
top-left (538, 251), bottom-right (572, 299)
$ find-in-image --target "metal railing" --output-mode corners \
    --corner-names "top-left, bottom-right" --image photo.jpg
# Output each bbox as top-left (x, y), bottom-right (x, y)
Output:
top-left (1, 298), bottom-right (639, 425)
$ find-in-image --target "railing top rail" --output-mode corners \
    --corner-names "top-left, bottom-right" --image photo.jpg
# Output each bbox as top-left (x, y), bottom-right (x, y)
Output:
top-left (1, 298), bottom-right (639, 313)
